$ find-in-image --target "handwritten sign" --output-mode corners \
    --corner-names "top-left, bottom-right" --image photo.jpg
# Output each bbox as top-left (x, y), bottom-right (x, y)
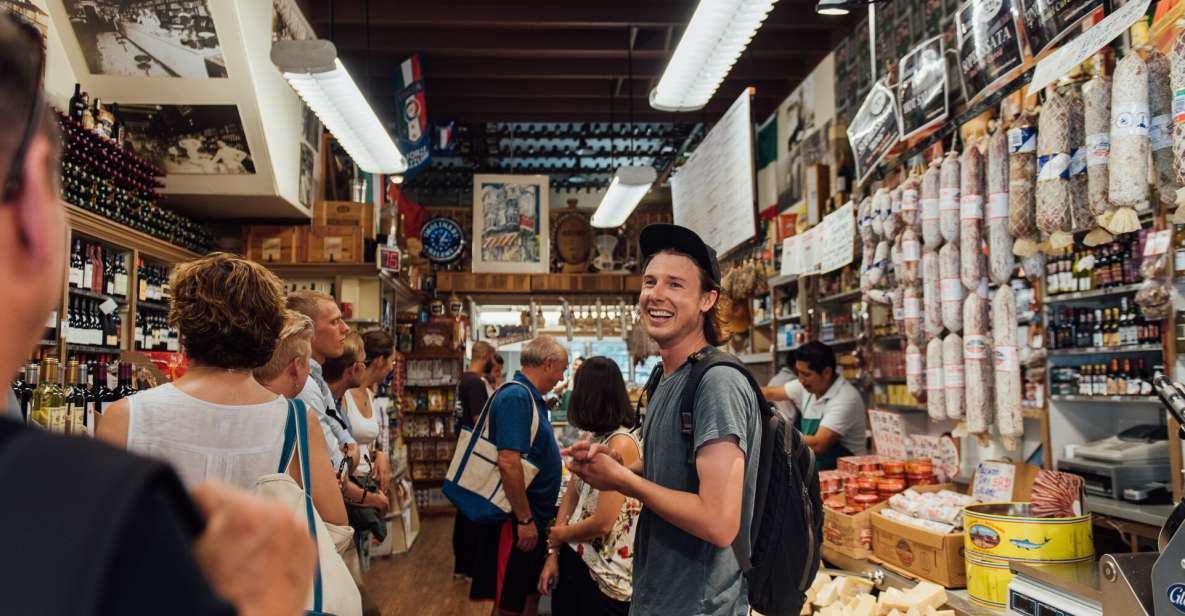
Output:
top-left (820, 201), bottom-right (856, 274)
top-left (869, 409), bottom-right (911, 460)
top-left (898, 36), bottom-right (948, 140)
top-left (909, 435), bottom-right (961, 483)
top-left (1144, 229), bottom-right (1172, 257)
top-left (957, 0), bottom-right (1026, 104)
top-left (780, 235), bottom-right (800, 276)
top-left (1019, 0), bottom-right (1105, 58)
top-left (972, 461), bottom-right (1017, 502)
top-left (848, 82), bottom-right (902, 186)
top-left (1030, 0), bottom-right (1152, 94)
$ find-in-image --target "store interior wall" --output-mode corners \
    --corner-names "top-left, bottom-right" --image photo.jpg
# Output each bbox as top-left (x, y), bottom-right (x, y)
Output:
top-left (34, 0), bottom-right (77, 109)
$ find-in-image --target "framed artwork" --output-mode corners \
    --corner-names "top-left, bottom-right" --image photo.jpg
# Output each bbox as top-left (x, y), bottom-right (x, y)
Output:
top-left (472, 174), bottom-right (550, 274)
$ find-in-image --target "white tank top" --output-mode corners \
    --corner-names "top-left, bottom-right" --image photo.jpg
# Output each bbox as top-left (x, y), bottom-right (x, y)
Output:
top-left (126, 383), bottom-right (288, 491)
top-left (344, 388), bottom-right (380, 477)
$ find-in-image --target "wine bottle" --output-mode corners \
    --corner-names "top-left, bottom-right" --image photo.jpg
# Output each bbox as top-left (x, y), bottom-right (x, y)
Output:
top-left (69, 83), bottom-right (86, 121)
top-left (138, 258), bottom-right (147, 301)
top-left (64, 360), bottom-right (85, 435)
top-left (81, 94), bottom-right (95, 131)
top-left (114, 362), bottom-right (137, 400)
top-left (114, 254), bottom-right (128, 297)
top-left (69, 239), bottom-right (83, 287)
top-left (32, 358), bottom-right (64, 432)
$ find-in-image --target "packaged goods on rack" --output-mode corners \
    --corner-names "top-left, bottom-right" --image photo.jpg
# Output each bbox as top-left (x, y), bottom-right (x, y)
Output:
top-left (887, 488), bottom-right (979, 529)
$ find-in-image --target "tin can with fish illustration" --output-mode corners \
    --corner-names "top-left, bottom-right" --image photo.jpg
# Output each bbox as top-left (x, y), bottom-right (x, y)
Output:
top-left (965, 552), bottom-right (1095, 609)
top-left (963, 503), bottom-right (1094, 608)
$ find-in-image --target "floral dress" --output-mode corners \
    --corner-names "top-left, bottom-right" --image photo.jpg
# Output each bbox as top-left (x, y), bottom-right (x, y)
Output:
top-left (566, 427), bottom-right (642, 602)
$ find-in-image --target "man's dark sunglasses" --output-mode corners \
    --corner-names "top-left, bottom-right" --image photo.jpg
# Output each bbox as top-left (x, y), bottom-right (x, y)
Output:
top-left (2, 15), bottom-right (47, 203)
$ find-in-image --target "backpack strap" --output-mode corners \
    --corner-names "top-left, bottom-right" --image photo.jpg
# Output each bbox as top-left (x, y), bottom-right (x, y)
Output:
top-left (636, 363), bottom-right (665, 431)
top-left (678, 347), bottom-right (771, 464)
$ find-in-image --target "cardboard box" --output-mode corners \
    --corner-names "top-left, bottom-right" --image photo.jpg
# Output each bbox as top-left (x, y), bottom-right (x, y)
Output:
top-left (243, 225), bottom-right (307, 264)
top-left (315, 200), bottom-right (377, 239)
top-left (870, 483), bottom-right (966, 588)
top-left (823, 499), bottom-right (874, 559)
top-left (308, 225), bottom-right (364, 263)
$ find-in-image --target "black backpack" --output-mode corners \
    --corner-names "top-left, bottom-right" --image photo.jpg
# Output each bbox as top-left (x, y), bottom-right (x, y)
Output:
top-left (643, 346), bottom-right (823, 616)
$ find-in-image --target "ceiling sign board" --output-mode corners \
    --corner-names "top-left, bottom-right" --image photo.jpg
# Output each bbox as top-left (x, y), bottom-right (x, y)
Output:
top-left (1019, 0), bottom-right (1105, 58)
top-left (820, 201), bottom-right (855, 274)
top-left (847, 81), bottom-right (901, 186)
top-left (898, 36), bottom-right (949, 140)
top-left (671, 90), bottom-right (757, 257)
top-left (1029, 0), bottom-right (1152, 94)
top-left (956, 0), bottom-right (1026, 105)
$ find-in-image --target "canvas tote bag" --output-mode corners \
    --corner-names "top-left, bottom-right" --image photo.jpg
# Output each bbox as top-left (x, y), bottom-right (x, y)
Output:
top-left (443, 381), bottom-right (539, 522)
top-left (256, 399), bottom-right (362, 616)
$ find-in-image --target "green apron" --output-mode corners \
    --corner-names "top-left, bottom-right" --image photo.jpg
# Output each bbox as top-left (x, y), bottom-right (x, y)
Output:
top-left (795, 393), bottom-right (852, 471)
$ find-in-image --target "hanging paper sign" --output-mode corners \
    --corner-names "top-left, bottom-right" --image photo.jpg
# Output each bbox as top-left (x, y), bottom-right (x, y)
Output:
top-left (800, 226), bottom-right (821, 276)
top-left (781, 235), bottom-right (800, 276)
top-left (868, 409), bottom-right (911, 460)
top-left (394, 53), bottom-right (431, 177)
top-left (848, 81), bottom-right (902, 186)
top-left (1029, 0), bottom-right (1152, 94)
top-left (898, 36), bottom-right (949, 140)
top-left (820, 201), bottom-right (856, 274)
top-left (956, 0), bottom-right (1026, 104)
top-left (1018, 0), bottom-right (1105, 58)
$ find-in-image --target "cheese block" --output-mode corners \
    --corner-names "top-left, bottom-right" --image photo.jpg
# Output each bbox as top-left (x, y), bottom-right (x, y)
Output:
top-left (847, 593), bottom-right (877, 616)
top-left (905, 582), bottom-right (948, 612)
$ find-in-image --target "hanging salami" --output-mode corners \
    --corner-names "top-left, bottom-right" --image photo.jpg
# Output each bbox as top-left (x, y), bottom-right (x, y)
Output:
top-left (940, 151), bottom-right (961, 243)
top-left (1172, 26), bottom-right (1185, 222)
top-left (906, 342), bottom-right (925, 400)
top-left (886, 185), bottom-right (903, 239)
top-left (1148, 49), bottom-right (1178, 210)
top-left (1008, 113), bottom-right (1040, 256)
top-left (901, 173), bottom-right (921, 232)
top-left (926, 337), bottom-right (946, 421)
top-left (940, 242), bottom-right (963, 333)
top-left (923, 248), bottom-right (943, 337)
top-left (922, 159), bottom-right (943, 249)
top-left (960, 142), bottom-right (985, 290)
top-left (872, 188), bottom-right (890, 238)
top-left (901, 227), bottom-right (922, 288)
top-left (1083, 75), bottom-right (1114, 246)
top-left (1067, 88), bottom-right (1094, 236)
top-left (943, 333), bottom-right (965, 420)
top-left (904, 285), bottom-right (923, 344)
top-left (1036, 88), bottom-right (1074, 251)
top-left (992, 286), bottom-right (1023, 450)
top-left (1106, 52), bottom-right (1150, 234)
top-left (964, 294), bottom-right (992, 445)
top-left (987, 127), bottom-right (1014, 284)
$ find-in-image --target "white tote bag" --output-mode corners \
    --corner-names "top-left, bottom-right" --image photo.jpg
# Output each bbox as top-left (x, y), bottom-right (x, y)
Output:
top-left (256, 399), bottom-right (361, 616)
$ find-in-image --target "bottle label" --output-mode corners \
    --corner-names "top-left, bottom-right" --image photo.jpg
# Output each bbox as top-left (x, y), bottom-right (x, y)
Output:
top-left (49, 405), bottom-right (67, 434)
top-left (964, 334), bottom-right (990, 359)
top-left (1008, 126), bottom-right (1036, 153)
top-left (993, 345), bottom-right (1019, 373)
top-left (69, 267), bottom-right (82, 288)
top-left (1112, 103), bottom-right (1150, 137)
top-left (921, 198), bottom-right (939, 221)
top-left (115, 273), bottom-right (128, 296)
top-left (69, 404), bottom-right (84, 437)
top-left (944, 364), bottom-right (965, 388)
top-left (1086, 133), bottom-right (1110, 167)
top-left (988, 193), bottom-right (1009, 221)
top-left (941, 278), bottom-right (964, 302)
top-left (960, 195), bottom-right (984, 221)
top-left (1151, 114), bottom-right (1172, 151)
top-left (926, 367), bottom-right (944, 391)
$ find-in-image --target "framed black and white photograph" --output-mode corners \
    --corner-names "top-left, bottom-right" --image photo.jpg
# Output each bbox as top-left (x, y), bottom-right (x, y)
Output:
top-left (272, 0), bottom-right (312, 42)
top-left (299, 143), bottom-right (316, 208)
top-left (61, 0), bottom-right (227, 78)
top-left (119, 104), bottom-right (255, 174)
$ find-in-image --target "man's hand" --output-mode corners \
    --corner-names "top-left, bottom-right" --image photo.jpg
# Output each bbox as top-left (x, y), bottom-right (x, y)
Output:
top-left (564, 443), bottom-right (631, 494)
top-left (190, 481), bottom-right (315, 616)
top-left (516, 520), bottom-right (539, 552)
top-left (562, 441), bottom-right (622, 465)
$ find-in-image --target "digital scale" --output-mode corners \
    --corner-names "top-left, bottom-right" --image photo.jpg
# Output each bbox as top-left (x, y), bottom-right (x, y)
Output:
top-left (1008, 561), bottom-right (1102, 616)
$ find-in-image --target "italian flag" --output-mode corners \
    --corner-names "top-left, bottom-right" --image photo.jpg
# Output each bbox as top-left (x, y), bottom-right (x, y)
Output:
top-left (756, 112), bottom-right (779, 216)
top-left (396, 54), bottom-right (422, 91)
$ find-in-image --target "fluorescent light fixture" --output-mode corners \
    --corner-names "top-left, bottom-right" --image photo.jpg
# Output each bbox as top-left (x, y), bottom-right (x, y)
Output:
top-left (649, 0), bottom-right (778, 112)
top-left (591, 166), bottom-right (656, 228)
top-left (815, 0), bottom-right (851, 14)
top-left (271, 40), bottom-right (406, 174)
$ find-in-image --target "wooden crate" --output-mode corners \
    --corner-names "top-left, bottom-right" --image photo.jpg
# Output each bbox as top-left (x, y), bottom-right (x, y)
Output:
top-left (243, 225), bottom-right (307, 264)
top-left (315, 200), bottom-right (377, 239)
top-left (531, 273), bottom-right (623, 293)
top-left (308, 225), bottom-right (364, 264)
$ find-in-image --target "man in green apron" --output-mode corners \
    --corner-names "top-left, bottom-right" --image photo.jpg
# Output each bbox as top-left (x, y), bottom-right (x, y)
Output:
top-left (762, 341), bottom-right (867, 471)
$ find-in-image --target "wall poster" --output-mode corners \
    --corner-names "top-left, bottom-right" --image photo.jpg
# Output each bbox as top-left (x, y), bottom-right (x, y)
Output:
top-left (847, 81), bottom-right (902, 185)
top-left (120, 104), bottom-right (254, 174)
top-left (956, 0), bottom-right (1026, 103)
top-left (898, 35), bottom-right (949, 139)
top-left (1018, 0), bottom-right (1105, 58)
top-left (61, 0), bottom-right (227, 78)
top-left (472, 175), bottom-right (550, 274)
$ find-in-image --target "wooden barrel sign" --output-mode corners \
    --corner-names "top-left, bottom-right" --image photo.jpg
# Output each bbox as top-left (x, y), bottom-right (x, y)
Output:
top-left (554, 211), bottom-right (593, 266)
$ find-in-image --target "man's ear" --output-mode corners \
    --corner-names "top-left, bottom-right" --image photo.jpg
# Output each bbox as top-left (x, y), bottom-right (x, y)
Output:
top-left (12, 137), bottom-right (56, 266)
top-left (700, 288), bottom-right (718, 313)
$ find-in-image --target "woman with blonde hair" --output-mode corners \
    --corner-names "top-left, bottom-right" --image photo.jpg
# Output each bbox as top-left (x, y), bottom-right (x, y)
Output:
top-left (97, 253), bottom-right (346, 526)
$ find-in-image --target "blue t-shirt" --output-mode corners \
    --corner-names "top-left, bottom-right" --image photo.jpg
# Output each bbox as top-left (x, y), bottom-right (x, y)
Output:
top-left (489, 372), bottom-right (562, 527)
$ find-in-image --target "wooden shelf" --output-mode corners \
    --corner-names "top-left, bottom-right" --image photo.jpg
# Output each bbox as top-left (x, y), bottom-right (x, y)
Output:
top-left (873, 334), bottom-right (902, 346)
top-left (420, 504), bottom-right (456, 516)
top-left (1050, 395), bottom-right (1161, 404)
top-left (69, 287), bottom-right (127, 304)
top-left (1022, 407), bottom-right (1046, 419)
top-left (65, 202), bottom-right (200, 263)
top-left (1047, 344), bottom-right (1162, 356)
top-left (818, 290), bottom-right (862, 304)
top-left (65, 343), bottom-right (122, 354)
top-left (753, 318), bottom-right (773, 328)
top-left (136, 299), bottom-right (170, 312)
top-left (823, 336), bottom-right (861, 347)
top-left (38, 339), bottom-right (58, 347)
top-left (875, 376), bottom-right (907, 384)
top-left (264, 262), bottom-right (379, 278)
top-left (1044, 283), bottom-right (1143, 304)
top-left (736, 351), bottom-right (773, 364)
top-left (768, 274), bottom-right (798, 288)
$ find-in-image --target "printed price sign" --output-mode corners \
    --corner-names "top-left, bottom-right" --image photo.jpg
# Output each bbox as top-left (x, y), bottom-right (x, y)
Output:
top-left (848, 82), bottom-right (902, 186)
top-left (1030, 0), bottom-right (1152, 94)
top-left (1019, 0), bottom-right (1105, 58)
top-left (868, 409), bottom-right (911, 460)
top-left (957, 0), bottom-right (1026, 104)
top-left (898, 36), bottom-right (949, 140)
top-left (972, 460), bottom-right (1017, 502)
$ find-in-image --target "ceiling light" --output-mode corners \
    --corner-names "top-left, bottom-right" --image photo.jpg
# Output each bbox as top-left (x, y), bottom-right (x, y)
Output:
top-left (271, 39), bottom-right (407, 174)
top-left (815, 0), bottom-right (851, 14)
top-left (649, 0), bottom-right (778, 112)
top-left (591, 166), bottom-right (656, 228)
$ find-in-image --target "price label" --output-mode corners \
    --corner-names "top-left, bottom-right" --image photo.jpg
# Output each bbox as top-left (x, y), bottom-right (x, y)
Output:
top-left (945, 364), bottom-right (965, 387)
top-left (941, 278), bottom-right (964, 302)
top-left (961, 195), bottom-right (984, 221)
top-left (926, 367), bottom-right (944, 391)
top-left (904, 294), bottom-right (922, 319)
top-left (906, 350), bottom-right (923, 376)
top-left (903, 238), bottom-right (921, 262)
top-left (994, 345), bottom-right (1019, 372)
top-left (921, 198), bottom-right (940, 221)
top-left (988, 193), bottom-right (1009, 220)
top-left (1144, 229), bottom-right (1171, 257)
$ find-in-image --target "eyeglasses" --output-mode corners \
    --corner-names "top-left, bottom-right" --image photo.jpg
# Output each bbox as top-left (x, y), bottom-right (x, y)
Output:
top-left (2, 16), bottom-right (47, 203)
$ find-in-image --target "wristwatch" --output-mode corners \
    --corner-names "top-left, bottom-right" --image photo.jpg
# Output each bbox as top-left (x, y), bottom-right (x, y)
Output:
top-left (516, 516), bottom-right (534, 526)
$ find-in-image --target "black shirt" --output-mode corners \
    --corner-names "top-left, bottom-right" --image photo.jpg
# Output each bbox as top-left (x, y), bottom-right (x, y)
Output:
top-left (456, 372), bottom-right (490, 429)
top-left (0, 418), bottom-right (236, 615)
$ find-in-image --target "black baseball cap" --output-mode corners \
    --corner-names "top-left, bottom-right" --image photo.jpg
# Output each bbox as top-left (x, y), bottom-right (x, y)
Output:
top-left (639, 223), bottom-right (721, 284)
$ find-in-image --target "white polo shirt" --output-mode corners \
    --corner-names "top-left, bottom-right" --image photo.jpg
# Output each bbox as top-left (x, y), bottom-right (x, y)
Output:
top-left (783, 374), bottom-right (867, 456)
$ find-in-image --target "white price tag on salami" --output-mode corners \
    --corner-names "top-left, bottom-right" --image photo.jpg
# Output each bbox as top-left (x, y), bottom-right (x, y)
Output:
top-left (904, 294), bottom-right (922, 318)
top-left (993, 345), bottom-right (1019, 373)
top-left (1008, 126), bottom-right (1036, 153)
top-left (902, 238), bottom-right (921, 262)
top-left (988, 193), bottom-right (1009, 220)
top-left (1151, 114), bottom-right (1172, 151)
top-left (906, 351), bottom-right (923, 376)
top-left (941, 278), bottom-right (964, 302)
top-left (1112, 102), bottom-right (1150, 137)
top-left (964, 334), bottom-right (990, 359)
top-left (940, 188), bottom-right (960, 214)
top-left (921, 198), bottom-right (940, 221)
top-left (944, 364), bottom-right (965, 388)
top-left (960, 195), bottom-right (984, 221)
top-left (902, 189), bottom-right (919, 211)
top-left (1085, 133), bottom-right (1110, 167)
top-left (926, 367), bottom-right (944, 390)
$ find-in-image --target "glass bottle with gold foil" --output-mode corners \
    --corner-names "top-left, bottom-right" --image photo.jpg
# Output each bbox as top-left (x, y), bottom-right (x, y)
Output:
top-left (65, 361), bottom-right (87, 436)
top-left (31, 358), bottom-right (63, 431)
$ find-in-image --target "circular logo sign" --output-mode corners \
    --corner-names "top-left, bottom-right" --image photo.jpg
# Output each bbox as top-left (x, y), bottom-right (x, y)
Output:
top-left (420, 217), bottom-right (465, 263)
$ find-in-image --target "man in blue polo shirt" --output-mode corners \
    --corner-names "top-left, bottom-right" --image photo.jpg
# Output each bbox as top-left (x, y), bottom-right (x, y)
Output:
top-left (473, 335), bottom-right (565, 616)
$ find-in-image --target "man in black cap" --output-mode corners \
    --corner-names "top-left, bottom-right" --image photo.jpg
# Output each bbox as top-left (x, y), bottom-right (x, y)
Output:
top-left (565, 224), bottom-right (761, 616)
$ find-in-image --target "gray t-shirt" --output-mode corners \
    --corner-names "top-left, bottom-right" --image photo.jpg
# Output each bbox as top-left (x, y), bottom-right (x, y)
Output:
top-left (632, 361), bottom-right (761, 616)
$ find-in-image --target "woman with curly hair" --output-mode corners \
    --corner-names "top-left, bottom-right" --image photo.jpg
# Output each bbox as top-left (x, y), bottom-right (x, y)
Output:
top-left (97, 252), bottom-right (346, 526)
